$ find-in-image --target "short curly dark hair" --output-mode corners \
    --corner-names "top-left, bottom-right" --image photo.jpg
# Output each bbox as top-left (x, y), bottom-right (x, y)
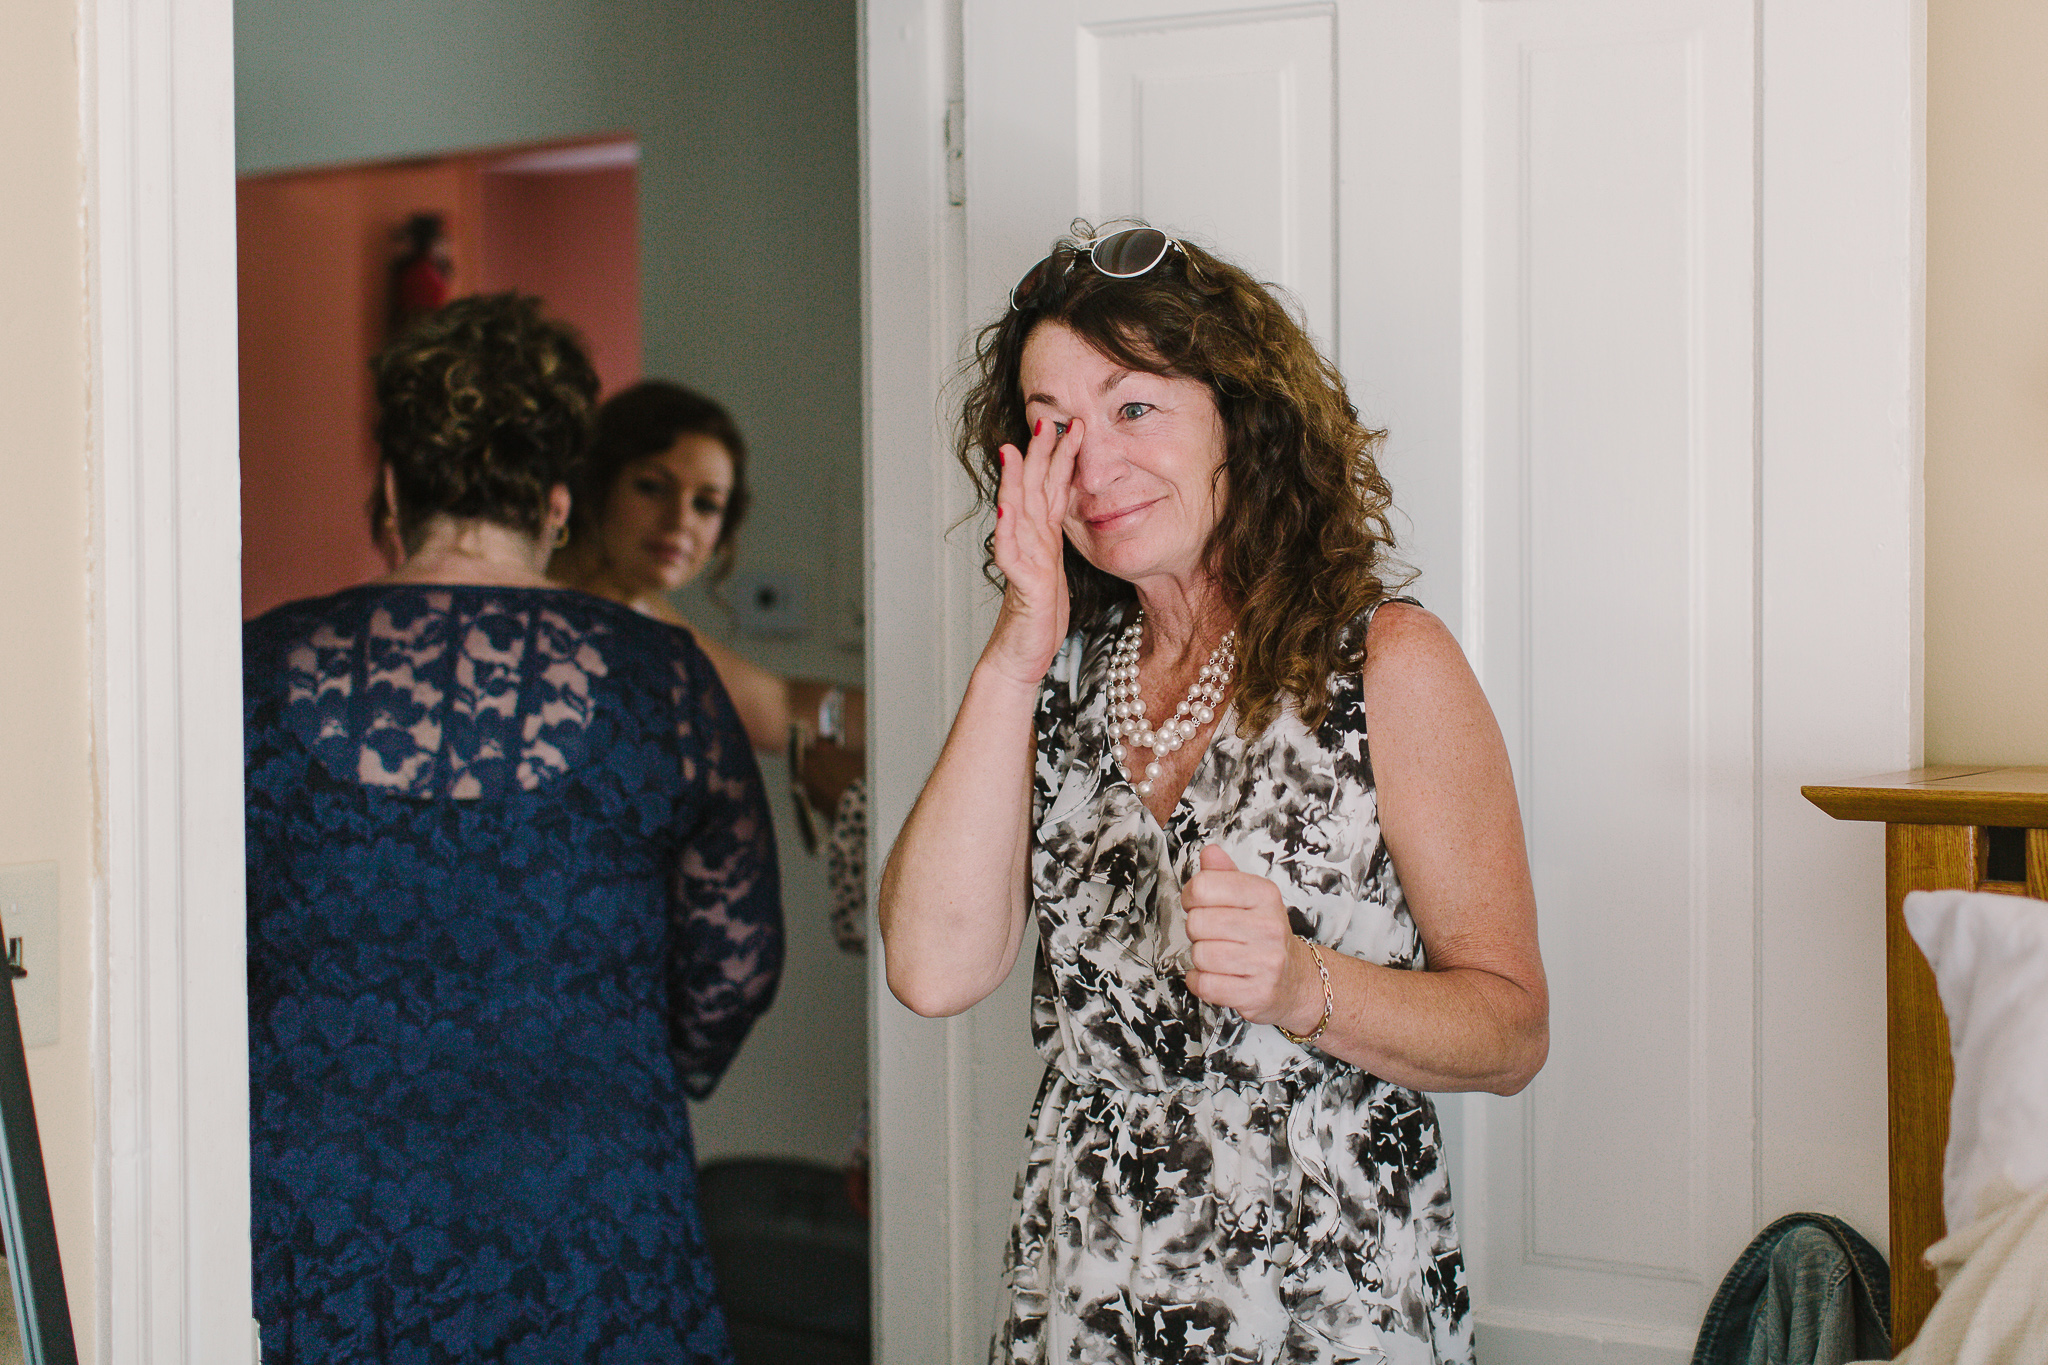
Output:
top-left (957, 224), bottom-right (1409, 736)
top-left (372, 293), bottom-right (599, 551)
top-left (574, 380), bottom-right (752, 585)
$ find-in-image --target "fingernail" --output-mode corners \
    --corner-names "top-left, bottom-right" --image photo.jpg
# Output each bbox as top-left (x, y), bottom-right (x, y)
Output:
top-left (999, 448), bottom-right (1007, 467)
top-left (996, 506), bottom-right (1004, 519)
top-left (1034, 419), bottom-right (1042, 437)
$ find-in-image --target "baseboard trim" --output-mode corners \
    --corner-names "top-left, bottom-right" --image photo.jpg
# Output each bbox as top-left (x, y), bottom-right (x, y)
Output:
top-left (1476, 1308), bottom-right (1694, 1365)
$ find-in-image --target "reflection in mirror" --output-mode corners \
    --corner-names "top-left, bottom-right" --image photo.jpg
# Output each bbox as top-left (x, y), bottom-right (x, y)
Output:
top-left (235, 1), bottom-right (865, 1358)
top-left (0, 927), bottom-right (76, 1364)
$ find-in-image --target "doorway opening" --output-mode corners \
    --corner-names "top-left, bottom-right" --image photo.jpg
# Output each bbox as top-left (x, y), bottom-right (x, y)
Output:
top-left (235, 123), bottom-right (871, 1363)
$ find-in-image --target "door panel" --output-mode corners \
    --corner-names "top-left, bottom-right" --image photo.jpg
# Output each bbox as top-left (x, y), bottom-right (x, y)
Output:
top-left (1474, 5), bottom-right (1760, 1348)
top-left (964, 1), bottom-right (1759, 1357)
top-left (1082, 8), bottom-right (1337, 344)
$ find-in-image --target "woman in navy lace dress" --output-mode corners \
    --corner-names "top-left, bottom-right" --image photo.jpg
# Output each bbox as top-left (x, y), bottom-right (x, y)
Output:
top-left (245, 294), bottom-right (783, 1363)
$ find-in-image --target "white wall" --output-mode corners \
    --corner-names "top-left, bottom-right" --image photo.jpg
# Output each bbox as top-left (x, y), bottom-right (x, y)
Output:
top-left (235, 0), bottom-right (866, 1165)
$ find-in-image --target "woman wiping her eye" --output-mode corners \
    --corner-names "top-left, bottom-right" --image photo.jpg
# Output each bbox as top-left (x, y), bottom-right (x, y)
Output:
top-left (880, 223), bottom-right (1547, 1364)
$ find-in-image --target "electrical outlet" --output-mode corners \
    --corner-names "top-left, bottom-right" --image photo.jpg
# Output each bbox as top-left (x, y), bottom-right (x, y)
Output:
top-left (0, 863), bottom-right (58, 1048)
top-left (731, 571), bottom-right (808, 639)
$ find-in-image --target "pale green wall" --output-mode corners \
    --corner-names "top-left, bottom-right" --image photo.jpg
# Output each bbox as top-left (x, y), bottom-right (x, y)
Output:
top-left (236, 0), bottom-right (866, 1166)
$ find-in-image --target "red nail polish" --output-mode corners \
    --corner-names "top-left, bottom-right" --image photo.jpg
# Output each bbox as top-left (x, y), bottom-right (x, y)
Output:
top-left (996, 506), bottom-right (1004, 518)
top-left (1034, 419), bottom-right (1043, 437)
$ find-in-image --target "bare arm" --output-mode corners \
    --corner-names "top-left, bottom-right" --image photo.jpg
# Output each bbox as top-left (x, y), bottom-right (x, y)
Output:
top-left (1182, 603), bottom-right (1548, 1094)
top-left (876, 662), bottom-right (1040, 1016)
top-left (879, 419), bottom-right (1082, 1017)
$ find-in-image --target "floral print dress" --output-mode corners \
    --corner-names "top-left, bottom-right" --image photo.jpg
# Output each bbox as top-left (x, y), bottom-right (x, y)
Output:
top-left (995, 604), bottom-right (1472, 1365)
top-left (245, 585), bottom-right (783, 1364)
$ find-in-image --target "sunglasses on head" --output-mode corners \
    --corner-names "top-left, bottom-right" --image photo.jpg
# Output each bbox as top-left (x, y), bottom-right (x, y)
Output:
top-left (1009, 226), bottom-right (1190, 312)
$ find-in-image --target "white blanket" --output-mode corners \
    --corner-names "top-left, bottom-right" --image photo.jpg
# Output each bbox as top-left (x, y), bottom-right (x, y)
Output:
top-left (1894, 1182), bottom-right (2048, 1364)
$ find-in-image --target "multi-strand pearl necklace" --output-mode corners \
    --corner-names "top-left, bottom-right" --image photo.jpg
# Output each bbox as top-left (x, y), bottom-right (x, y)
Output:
top-left (1105, 611), bottom-right (1236, 797)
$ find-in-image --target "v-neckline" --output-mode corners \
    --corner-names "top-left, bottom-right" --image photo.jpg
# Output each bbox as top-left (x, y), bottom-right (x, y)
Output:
top-left (1106, 691), bottom-right (1233, 842)
top-left (1083, 605), bottom-right (1233, 837)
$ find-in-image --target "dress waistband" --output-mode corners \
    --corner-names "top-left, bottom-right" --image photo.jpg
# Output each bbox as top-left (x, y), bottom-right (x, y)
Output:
top-left (1041, 1052), bottom-right (1368, 1107)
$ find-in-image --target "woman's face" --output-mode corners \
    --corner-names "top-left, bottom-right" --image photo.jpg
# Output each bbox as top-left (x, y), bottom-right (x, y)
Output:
top-left (596, 433), bottom-right (736, 595)
top-left (1019, 321), bottom-right (1229, 588)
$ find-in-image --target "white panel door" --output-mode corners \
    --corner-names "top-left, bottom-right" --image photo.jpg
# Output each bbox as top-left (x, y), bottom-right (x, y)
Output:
top-left (1081, 9), bottom-right (1337, 345)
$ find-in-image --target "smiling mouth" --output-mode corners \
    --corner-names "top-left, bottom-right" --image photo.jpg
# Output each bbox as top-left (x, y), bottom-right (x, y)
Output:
top-left (1083, 500), bottom-right (1156, 531)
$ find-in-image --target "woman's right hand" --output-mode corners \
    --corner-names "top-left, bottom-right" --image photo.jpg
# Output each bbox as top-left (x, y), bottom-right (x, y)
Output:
top-left (878, 420), bottom-right (1075, 1016)
top-left (985, 418), bottom-right (1081, 687)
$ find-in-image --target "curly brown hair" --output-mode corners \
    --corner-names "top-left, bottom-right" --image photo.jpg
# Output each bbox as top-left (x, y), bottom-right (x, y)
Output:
top-left (957, 225), bottom-right (1409, 735)
top-left (373, 293), bottom-right (599, 551)
top-left (574, 380), bottom-right (752, 585)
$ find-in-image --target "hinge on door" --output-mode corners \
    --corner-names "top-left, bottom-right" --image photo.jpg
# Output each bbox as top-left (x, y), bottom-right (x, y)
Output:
top-left (945, 101), bottom-right (966, 207)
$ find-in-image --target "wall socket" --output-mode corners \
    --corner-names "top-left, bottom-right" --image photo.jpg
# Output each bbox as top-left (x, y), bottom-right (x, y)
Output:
top-left (0, 863), bottom-right (58, 1048)
top-left (731, 571), bottom-right (808, 639)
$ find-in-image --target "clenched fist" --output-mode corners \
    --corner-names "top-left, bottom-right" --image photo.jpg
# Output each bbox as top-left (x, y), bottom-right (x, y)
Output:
top-left (1182, 844), bottom-right (1325, 1036)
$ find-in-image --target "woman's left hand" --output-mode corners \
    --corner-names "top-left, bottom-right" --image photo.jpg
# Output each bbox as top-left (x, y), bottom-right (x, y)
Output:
top-left (1182, 845), bottom-right (1321, 1034)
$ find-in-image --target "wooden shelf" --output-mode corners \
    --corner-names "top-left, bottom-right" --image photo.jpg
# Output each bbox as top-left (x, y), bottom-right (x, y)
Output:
top-left (1803, 765), bottom-right (2048, 828)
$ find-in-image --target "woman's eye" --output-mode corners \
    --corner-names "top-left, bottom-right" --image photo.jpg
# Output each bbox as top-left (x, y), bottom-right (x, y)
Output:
top-left (692, 495), bottom-right (726, 517)
top-left (632, 476), bottom-right (667, 497)
top-left (1053, 420), bottom-right (1072, 437)
top-left (1118, 402), bottom-right (1152, 421)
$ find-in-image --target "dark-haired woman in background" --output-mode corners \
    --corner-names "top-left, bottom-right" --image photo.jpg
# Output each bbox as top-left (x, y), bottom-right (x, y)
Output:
top-left (881, 227), bottom-right (1547, 1363)
top-left (549, 381), bottom-right (865, 819)
top-left (245, 295), bottom-right (782, 1363)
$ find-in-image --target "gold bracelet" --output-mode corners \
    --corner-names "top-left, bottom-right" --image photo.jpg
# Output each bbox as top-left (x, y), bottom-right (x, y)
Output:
top-left (1277, 935), bottom-right (1333, 1047)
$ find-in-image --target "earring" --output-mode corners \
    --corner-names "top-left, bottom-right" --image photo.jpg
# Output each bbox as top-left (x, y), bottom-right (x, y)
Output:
top-left (551, 524), bottom-right (570, 550)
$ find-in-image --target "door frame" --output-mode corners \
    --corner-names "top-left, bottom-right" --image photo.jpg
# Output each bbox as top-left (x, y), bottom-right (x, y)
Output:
top-left (83, 0), bottom-right (252, 1360)
top-left (860, 0), bottom-right (989, 1357)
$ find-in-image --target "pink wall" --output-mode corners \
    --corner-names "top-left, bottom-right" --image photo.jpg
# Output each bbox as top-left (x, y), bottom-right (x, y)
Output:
top-left (237, 142), bottom-right (640, 619)
top-left (479, 165), bottom-right (642, 395)
top-left (238, 160), bottom-right (481, 618)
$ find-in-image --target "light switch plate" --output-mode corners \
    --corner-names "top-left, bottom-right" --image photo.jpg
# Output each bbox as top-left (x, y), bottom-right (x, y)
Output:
top-left (0, 863), bottom-right (59, 1048)
top-left (731, 571), bottom-right (808, 638)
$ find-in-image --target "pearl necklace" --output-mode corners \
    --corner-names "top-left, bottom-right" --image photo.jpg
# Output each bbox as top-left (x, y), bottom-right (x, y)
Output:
top-left (1105, 611), bottom-right (1236, 797)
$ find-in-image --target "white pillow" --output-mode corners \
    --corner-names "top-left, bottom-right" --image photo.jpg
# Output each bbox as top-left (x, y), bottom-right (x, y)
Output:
top-left (1904, 889), bottom-right (2048, 1232)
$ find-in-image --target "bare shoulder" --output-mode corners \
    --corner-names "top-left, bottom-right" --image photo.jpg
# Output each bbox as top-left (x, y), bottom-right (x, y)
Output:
top-left (1360, 602), bottom-right (1479, 697)
top-left (1357, 601), bottom-right (1503, 770)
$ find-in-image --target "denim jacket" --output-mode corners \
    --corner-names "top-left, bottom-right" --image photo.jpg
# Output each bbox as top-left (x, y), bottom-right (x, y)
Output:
top-left (1692, 1213), bottom-right (1892, 1365)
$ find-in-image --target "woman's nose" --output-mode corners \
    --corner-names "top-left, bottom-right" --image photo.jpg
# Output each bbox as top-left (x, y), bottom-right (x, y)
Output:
top-left (1067, 429), bottom-right (1120, 493)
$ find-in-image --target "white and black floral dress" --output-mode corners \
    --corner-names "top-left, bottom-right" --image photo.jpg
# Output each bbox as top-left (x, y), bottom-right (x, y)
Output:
top-left (995, 604), bottom-right (1472, 1365)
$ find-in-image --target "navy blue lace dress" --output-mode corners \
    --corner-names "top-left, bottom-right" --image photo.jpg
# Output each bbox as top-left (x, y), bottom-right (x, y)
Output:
top-left (245, 585), bottom-right (783, 1364)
